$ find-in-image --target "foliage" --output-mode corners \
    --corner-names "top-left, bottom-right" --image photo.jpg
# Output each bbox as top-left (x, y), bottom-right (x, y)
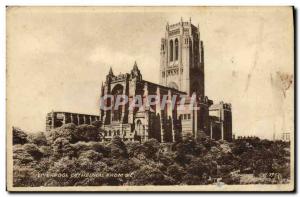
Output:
top-left (109, 136), bottom-right (128, 158)
top-left (23, 143), bottom-right (44, 160)
top-left (13, 127), bottom-right (28, 145)
top-left (12, 126), bottom-right (291, 186)
top-left (28, 132), bottom-right (48, 146)
top-left (73, 124), bottom-right (102, 142)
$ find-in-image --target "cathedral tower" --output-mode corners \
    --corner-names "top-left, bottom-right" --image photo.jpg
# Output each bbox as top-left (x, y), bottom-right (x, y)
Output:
top-left (159, 18), bottom-right (205, 96)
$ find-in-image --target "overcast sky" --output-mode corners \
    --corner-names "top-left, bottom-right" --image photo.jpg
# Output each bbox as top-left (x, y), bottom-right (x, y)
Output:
top-left (7, 7), bottom-right (294, 139)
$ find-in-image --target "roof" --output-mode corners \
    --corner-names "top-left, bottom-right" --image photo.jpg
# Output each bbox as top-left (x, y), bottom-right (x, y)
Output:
top-left (47, 111), bottom-right (99, 117)
top-left (143, 80), bottom-right (187, 95)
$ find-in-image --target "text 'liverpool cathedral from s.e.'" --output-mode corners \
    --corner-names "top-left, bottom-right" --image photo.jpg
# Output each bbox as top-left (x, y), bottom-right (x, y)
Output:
top-left (46, 18), bottom-right (232, 143)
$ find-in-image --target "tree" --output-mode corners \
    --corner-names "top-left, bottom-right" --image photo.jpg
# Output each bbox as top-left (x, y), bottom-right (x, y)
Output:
top-left (78, 150), bottom-right (103, 162)
top-left (131, 165), bottom-right (173, 185)
top-left (184, 157), bottom-right (211, 184)
top-left (166, 164), bottom-right (185, 183)
top-left (13, 127), bottom-right (28, 145)
top-left (13, 166), bottom-right (43, 187)
top-left (13, 145), bottom-right (34, 165)
top-left (52, 137), bottom-right (74, 159)
top-left (23, 143), bottom-right (43, 160)
top-left (142, 138), bottom-right (160, 159)
top-left (46, 123), bottom-right (76, 143)
top-left (71, 141), bottom-right (93, 157)
top-left (13, 144), bottom-right (44, 187)
top-left (39, 145), bottom-right (52, 157)
top-left (110, 136), bottom-right (128, 158)
top-left (11, 124), bottom-right (291, 186)
top-left (28, 132), bottom-right (48, 146)
top-left (47, 157), bottom-right (78, 186)
top-left (126, 141), bottom-right (145, 158)
top-left (91, 120), bottom-right (102, 128)
top-left (89, 142), bottom-right (111, 157)
top-left (158, 150), bottom-right (175, 167)
top-left (73, 124), bottom-right (102, 142)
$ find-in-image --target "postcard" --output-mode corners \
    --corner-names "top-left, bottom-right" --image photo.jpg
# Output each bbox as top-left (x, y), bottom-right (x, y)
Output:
top-left (6, 6), bottom-right (294, 192)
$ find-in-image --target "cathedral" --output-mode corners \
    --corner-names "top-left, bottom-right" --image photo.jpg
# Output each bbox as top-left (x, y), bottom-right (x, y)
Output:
top-left (99, 18), bottom-right (232, 142)
top-left (45, 19), bottom-right (232, 143)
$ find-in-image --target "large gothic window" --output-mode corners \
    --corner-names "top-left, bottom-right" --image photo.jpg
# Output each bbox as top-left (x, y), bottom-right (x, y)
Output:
top-left (175, 38), bottom-right (179, 60)
top-left (111, 84), bottom-right (124, 121)
top-left (136, 119), bottom-right (143, 136)
top-left (191, 81), bottom-right (201, 95)
top-left (169, 40), bottom-right (173, 61)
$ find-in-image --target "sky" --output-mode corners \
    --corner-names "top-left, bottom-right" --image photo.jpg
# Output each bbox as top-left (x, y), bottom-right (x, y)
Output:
top-left (7, 7), bottom-right (294, 139)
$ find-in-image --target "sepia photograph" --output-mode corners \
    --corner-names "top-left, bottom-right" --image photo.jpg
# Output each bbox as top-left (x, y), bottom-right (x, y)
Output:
top-left (6, 6), bottom-right (294, 192)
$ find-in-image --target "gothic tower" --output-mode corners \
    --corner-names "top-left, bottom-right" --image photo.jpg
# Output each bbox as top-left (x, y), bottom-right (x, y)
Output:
top-left (159, 18), bottom-right (205, 96)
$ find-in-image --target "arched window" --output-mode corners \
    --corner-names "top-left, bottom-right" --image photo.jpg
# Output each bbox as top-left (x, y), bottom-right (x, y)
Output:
top-left (169, 40), bottom-right (173, 61)
top-left (111, 84), bottom-right (124, 121)
top-left (136, 120), bottom-right (143, 136)
top-left (175, 38), bottom-right (179, 60)
top-left (187, 114), bottom-right (191, 119)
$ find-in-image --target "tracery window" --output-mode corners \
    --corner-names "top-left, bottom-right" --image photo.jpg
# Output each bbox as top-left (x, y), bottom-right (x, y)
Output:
top-left (169, 40), bottom-right (173, 61)
top-left (175, 38), bottom-right (179, 60)
top-left (111, 84), bottom-right (124, 121)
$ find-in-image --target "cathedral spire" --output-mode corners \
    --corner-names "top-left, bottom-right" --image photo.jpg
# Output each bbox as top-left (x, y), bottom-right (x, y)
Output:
top-left (131, 61), bottom-right (142, 81)
top-left (108, 67), bottom-right (114, 76)
top-left (133, 61), bottom-right (138, 71)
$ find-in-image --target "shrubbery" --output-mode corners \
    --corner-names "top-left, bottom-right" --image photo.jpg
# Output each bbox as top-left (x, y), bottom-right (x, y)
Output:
top-left (12, 125), bottom-right (291, 186)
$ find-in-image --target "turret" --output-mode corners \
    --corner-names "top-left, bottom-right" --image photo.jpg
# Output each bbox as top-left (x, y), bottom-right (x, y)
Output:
top-left (131, 61), bottom-right (142, 81)
top-left (108, 67), bottom-right (114, 76)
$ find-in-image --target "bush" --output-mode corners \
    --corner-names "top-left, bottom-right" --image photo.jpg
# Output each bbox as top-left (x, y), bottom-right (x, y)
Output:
top-left (78, 150), bottom-right (103, 162)
top-left (13, 166), bottom-right (43, 187)
top-left (46, 123), bottom-right (76, 143)
top-left (13, 127), bottom-right (28, 145)
top-left (11, 125), bottom-right (291, 186)
top-left (131, 165), bottom-right (172, 185)
top-left (23, 143), bottom-right (43, 160)
top-left (52, 137), bottom-right (74, 159)
top-left (109, 136), bottom-right (128, 158)
top-left (28, 132), bottom-right (48, 146)
top-left (143, 139), bottom-right (160, 159)
top-left (73, 124), bottom-right (101, 142)
top-left (13, 145), bottom-right (34, 165)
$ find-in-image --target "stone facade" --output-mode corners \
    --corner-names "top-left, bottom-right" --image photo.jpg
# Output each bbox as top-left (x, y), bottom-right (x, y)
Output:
top-left (100, 64), bottom-right (211, 142)
top-left (100, 19), bottom-right (232, 142)
top-left (209, 102), bottom-right (232, 141)
top-left (46, 111), bottom-right (99, 132)
top-left (281, 132), bottom-right (290, 142)
top-left (159, 18), bottom-right (204, 96)
top-left (45, 19), bottom-right (233, 143)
